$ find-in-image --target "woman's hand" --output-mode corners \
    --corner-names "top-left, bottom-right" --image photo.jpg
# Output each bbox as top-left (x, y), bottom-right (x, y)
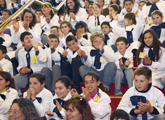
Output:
top-left (70, 12), bottom-right (76, 20)
top-left (13, 19), bottom-right (19, 32)
top-left (22, 21), bottom-right (29, 31)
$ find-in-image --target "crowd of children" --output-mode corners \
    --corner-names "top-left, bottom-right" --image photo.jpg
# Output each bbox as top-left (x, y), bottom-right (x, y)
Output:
top-left (0, 0), bottom-right (165, 119)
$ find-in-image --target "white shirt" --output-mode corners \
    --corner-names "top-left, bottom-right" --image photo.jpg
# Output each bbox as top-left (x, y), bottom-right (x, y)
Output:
top-left (0, 34), bottom-right (12, 51)
top-left (78, 32), bottom-right (92, 46)
top-left (0, 58), bottom-right (13, 76)
top-left (59, 32), bottom-right (73, 48)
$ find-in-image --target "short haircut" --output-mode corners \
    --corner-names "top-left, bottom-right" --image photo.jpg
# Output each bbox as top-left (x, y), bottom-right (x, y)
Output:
top-left (66, 35), bottom-right (77, 44)
top-left (30, 73), bottom-right (46, 85)
top-left (90, 32), bottom-right (105, 44)
top-left (51, 26), bottom-right (59, 30)
top-left (151, 10), bottom-right (163, 19)
top-left (55, 76), bottom-right (71, 89)
top-left (2, 9), bottom-right (12, 16)
top-left (134, 66), bottom-right (152, 80)
top-left (139, 0), bottom-right (146, 5)
top-left (60, 21), bottom-right (72, 29)
top-left (110, 109), bottom-right (130, 120)
top-left (101, 21), bottom-right (111, 28)
top-left (75, 21), bottom-right (88, 32)
top-left (0, 45), bottom-right (7, 54)
top-left (116, 37), bottom-right (129, 45)
top-left (20, 31), bottom-right (32, 42)
top-left (123, 0), bottom-right (134, 4)
top-left (48, 33), bottom-right (59, 41)
top-left (124, 13), bottom-right (136, 24)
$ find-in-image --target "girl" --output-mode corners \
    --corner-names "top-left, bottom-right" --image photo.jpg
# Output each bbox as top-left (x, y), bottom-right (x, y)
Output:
top-left (61, 0), bottom-right (88, 29)
top-left (110, 0), bottom-right (121, 7)
top-left (87, 3), bottom-right (105, 33)
top-left (72, 72), bottom-right (111, 120)
top-left (110, 11), bottom-right (143, 55)
top-left (0, 71), bottom-right (18, 120)
top-left (87, 3), bottom-right (93, 19)
top-left (84, 0), bottom-right (92, 12)
top-left (64, 95), bottom-right (95, 120)
top-left (104, 4), bottom-right (121, 23)
top-left (12, 8), bottom-right (42, 48)
top-left (75, 21), bottom-right (92, 46)
top-left (40, 3), bottom-right (59, 34)
top-left (136, 29), bottom-right (165, 89)
top-left (59, 21), bottom-right (73, 48)
top-left (23, 73), bottom-right (53, 118)
top-left (45, 76), bottom-right (72, 120)
top-left (0, 0), bottom-right (7, 16)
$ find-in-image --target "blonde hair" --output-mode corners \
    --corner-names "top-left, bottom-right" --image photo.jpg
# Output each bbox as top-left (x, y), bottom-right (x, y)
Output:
top-left (90, 32), bottom-right (105, 45)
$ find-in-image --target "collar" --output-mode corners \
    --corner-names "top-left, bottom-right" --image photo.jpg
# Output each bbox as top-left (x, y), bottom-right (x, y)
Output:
top-left (90, 90), bottom-right (98, 99)
top-left (36, 87), bottom-right (45, 97)
top-left (135, 83), bottom-right (152, 93)
top-left (24, 47), bottom-right (33, 53)
top-left (0, 87), bottom-right (9, 93)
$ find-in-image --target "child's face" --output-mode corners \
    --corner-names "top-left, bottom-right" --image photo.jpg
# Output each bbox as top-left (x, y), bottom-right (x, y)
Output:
top-left (116, 41), bottom-right (128, 53)
top-left (0, 0), bottom-right (5, 6)
top-left (84, 75), bottom-right (100, 94)
top-left (77, 27), bottom-right (86, 34)
top-left (88, 4), bottom-right (93, 15)
top-left (23, 12), bottom-right (33, 24)
top-left (138, 2), bottom-right (146, 11)
top-left (67, 0), bottom-right (75, 10)
top-left (49, 38), bottom-right (59, 48)
top-left (101, 24), bottom-right (112, 34)
top-left (61, 23), bottom-right (71, 35)
top-left (42, 6), bottom-right (51, 15)
top-left (55, 81), bottom-right (70, 99)
top-left (124, 1), bottom-right (134, 12)
top-left (0, 75), bottom-right (10, 91)
top-left (144, 32), bottom-right (153, 47)
top-left (51, 27), bottom-right (58, 35)
top-left (98, 0), bottom-right (104, 7)
top-left (29, 77), bottom-right (45, 95)
top-left (36, 11), bottom-right (42, 17)
top-left (111, 0), bottom-right (117, 3)
top-left (84, 0), bottom-right (90, 8)
top-left (0, 49), bottom-right (6, 60)
top-left (134, 75), bottom-right (151, 91)
top-left (93, 37), bottom-right (104, 49)
top-left (67, 40), bottom-right (79, 51)
top-left (152, 14), bottom-right (163, 25)
top-left (109, 7), bottom-right (117, 17)
top-left (2, 12), bottom-right (10, 20)
top-left (93, 4), bottom-right (101, 15)
top-left (124, 18), bottom-right (132, 26)
top-left (21, 35), bottom-right (33, 48)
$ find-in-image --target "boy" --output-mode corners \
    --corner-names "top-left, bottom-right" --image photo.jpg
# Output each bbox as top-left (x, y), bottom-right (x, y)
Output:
top-left (50, 26), bottom-right (59, 35)
top-left (61, 35), bottom-right (85, 93)
top-left (117, 67), bottom-right (165, 120)
top-left (118, 0), bottom-right (138, 27)
top-left (0, 45), bottom-right (13, 75)
top-left (13, 31), bottom-right (47, 91)
top-left (101, 21), bottom-right (118, 52)
top-left (41, 33), bottom-right (64, 91)
top-left (79, 32), bottom-right (117, 91)
top-left (114, 37), bottom-right (134, 95)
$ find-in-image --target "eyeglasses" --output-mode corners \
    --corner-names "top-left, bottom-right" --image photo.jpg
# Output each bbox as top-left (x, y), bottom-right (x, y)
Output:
top-left (7, 109), bottom-right (21, 115)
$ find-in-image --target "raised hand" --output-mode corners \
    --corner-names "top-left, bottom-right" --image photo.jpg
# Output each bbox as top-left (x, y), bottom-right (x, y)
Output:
top-left (69, 12), bottom-right (76, 20)
top-left (62, 47), bottom-right (68, 57)
top-left (13, 19), bottom-right (19, 32)
top-left (22, 21), bottom-right (30, 31)
top-left (82, 87), bottom-right (90, 99)
top-left (124, 59), bottom-right (131, 66)
top-left (31, 40), bottom-right (38, 51)
top-left (56, 100), bottom-right (62, 111)
top-left (71, 88), bottom-right (79, 96)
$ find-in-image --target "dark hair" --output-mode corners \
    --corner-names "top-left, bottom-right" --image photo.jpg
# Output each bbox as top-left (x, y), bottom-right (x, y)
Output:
top-left (94, 3), bottom-right (102, 8)
top-left (65, 0), bottom-right (81, 15)
top-left (139, 0), bottom-right (146, 5)
top-left (110, 109), bottom-right (130, 120)
top-left (0, 45), bottom-right (7, 54)
top-left (101, 21), bottom-right (111, 28)
top-left (115, 37), bottom-right (129, 45)
top-left (109, 4), bottom-right (121, 14)
top-left (0, 71), bottom-right (15, 88)
top-left (123, 0), bottom-right (134, 4)
top-left (136, 29), bottom-right (163, 65)
top-left (20, 31), bottom-right (32, 42)
top-left (51, 26), bottom-right (59, 30)
top-left (10, 98), bottom-right (41, 120)
top-left (2, 9), bottom-right (12, 15)
top-left (110, 0), bottom-right (121, 7)
top-left (41, 2), bottom-right (55, 19)
top-left (98, 0), bottom-right (105, 3)
top-left (151, 10), bottom-right (163, 19)
top-left (66, 35), bottom-right (77, 44)
top-left (64, 95), bottom-right (95, 120)
top-left (75, 21), bottom-right (89, 32)
top-left (36, 9), bottom-right (43, 14)
top-left (48, 33), bottom-right (59, 41)
top-left (83, 72), bottom-right (109, 97)
top-left (60, 21), bottom-right (72, 30)
top-left (134, 66), bottom-right (152, 80)
top-left (55, 76), bottom-right (72, 89)
top-left (0, 0), bottom-right (7, 9)
top-left (124, 13), bottom-right (136, 24)
top-left (29, 73), bottom-right (45, 85)
top-left (21, 8), bottom-right (37, 29)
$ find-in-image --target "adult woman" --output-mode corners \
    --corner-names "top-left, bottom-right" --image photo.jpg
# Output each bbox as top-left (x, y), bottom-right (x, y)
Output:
top-left (12, 8), bottom-right (42, 48)
top-left (64, 95), bottom-right (95, 120)
top-left (9, 98), bottom-right (41, 120)
top-left (61, 0), bottom-right (88, 29)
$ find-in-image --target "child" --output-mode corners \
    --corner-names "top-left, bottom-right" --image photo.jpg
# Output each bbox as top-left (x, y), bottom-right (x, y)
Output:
top-left (101, 21), bottom-right (118, 52)
top-left (138, 0), bottom-right (146, 20)
top-left (75, 21), bottom-right (92, 46)
top-left (110, 0), bottom-right (121, 7)
top-left (110, 109), bottom-right (130, 120)
top-left (0, 71), bottom-right (18, 120)
top-left (41, 33), bottom-right (64, 91)
top-left (7, 0), bottom-right (22, 13)
top-left (0, 45), bottom-right (13, 75)
top-left (13, 31), bottom-right (47, 91)
top-left (118, 0), bottom-right (138, 27)
top-left (141, 0), bottom-right (165, 23)
top-left (79, 32), bottom-right (117, 91)
top-left (117, 67), bottom-right (165, 120)
top-left (97, 0), bottom-right (109, 16)
top-left (59, 21), bottom-right (73, 48)
top-left (87, 3), bottom-right (105, 33)
top-left (46, 76), bottom-right (72, 119)
top-left (0, 0), bottom-right (7, 16)
top-left (114, 37), bottom-right (134, 95)
top-left (50, 26), bottom-right (59, 35)
top-left (136, 29), bottom-right (165, 89)
top-left (72, 72), bottom-right (111, 120)
top-left (61, 35), bottom-right (84, 93)
top-left (23, 73), bottom-right (53, 119)
top-left (110, 11), bottom-right (143, 56)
